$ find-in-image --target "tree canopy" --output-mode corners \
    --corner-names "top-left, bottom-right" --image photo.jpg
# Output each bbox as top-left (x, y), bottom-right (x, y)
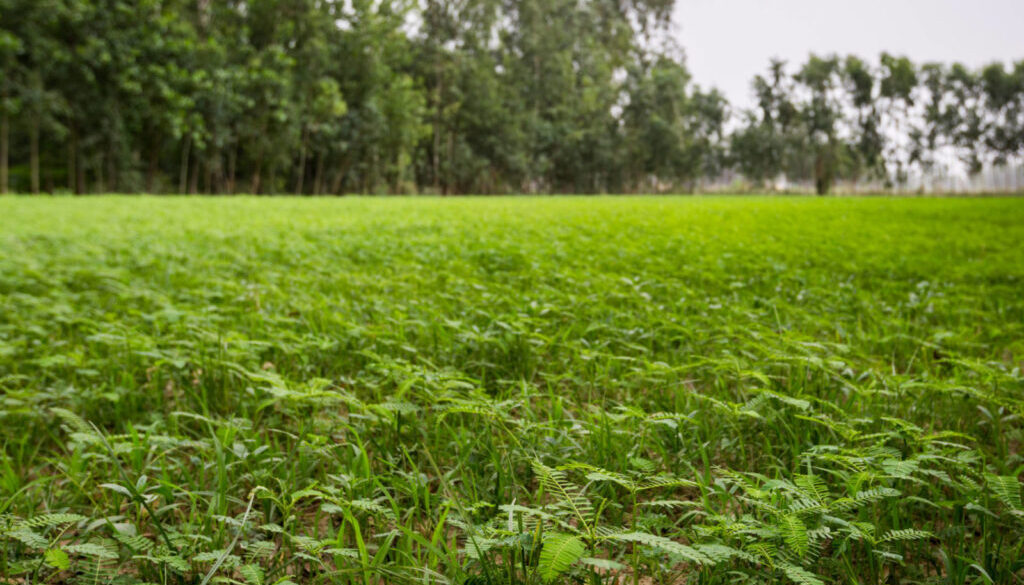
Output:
top-left (0, 0), bottom-right (1021, 194)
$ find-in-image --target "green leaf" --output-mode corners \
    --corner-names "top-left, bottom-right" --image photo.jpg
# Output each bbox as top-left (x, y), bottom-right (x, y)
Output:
top-left (100, 483), bottom-right (135, 498)
top-left (694, 544), bottom-right (758, 563)
top-left (780, 562), bottom-right (825, 585)
top-left (579, 557), bottom-right (627, 571)
top-left (779, 514), bottom-right (809, 557)
top-left (794, 474), bottom-right (829, 503)
top-left (9, 528), bottom-right (48, 548)
top-left (532, 461), bottom-right (593, 532)
top-left (45, 548), bottom-right (70, 570)
top-left (879, 528), bottom-right (932, 543)
top-left (17, 513), bottom-right (88, 530)
top-left (240, 563), bottom-right (265, 585)
top-left (986, 474), bottom-right (1022, 510)
top-left (538, 533), bottom-right (586, 582)
top-left (607, 532), bottom-right (711, 565)
top-left (830, 487), bottom-right (901, 512)
top-left (65, 542), bottom-right (119, 559)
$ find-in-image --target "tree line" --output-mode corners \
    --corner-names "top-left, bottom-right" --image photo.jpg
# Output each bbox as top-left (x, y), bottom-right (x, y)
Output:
top-left (1, 0), bottom-right (1021, 195)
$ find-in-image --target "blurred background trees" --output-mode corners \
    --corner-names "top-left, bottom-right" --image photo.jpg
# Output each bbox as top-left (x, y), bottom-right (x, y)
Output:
top-left (0, 0), bottom-right (1021, 194)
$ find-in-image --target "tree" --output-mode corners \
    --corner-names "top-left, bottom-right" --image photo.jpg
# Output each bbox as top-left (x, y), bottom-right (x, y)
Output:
top-left (623, 56), bottom-right (726, 192)
top-left (795, 54), bottom-right (842, 195)
top-left (910, 62), bottom-right (952, 174)
top-left (877, 53), bottom-right (918, 187)
top-left (3, 0), bottom-right (69, 193)
top-left (0, 20), bottom-right (21, 194)
top-left (980, 61), bottom-right (1024, 168)
top-left (842, 55), bottom-right (884, 187)
top-left (944, 63), bottom-right (988, 176)
top-left (3, 0), bottom-right (1019, 196)
top-left (730, 59), bottom-right (800, 189)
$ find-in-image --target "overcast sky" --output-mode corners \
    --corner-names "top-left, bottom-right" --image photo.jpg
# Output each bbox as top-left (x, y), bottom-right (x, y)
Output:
top-left (672, 0), bottom-right (1024, 109)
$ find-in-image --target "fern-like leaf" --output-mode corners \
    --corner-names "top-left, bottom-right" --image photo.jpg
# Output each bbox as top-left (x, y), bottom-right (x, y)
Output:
top-left (583, 470), bottom-right (634, 490)
top-left (244, 540), bottom-right (277, 562)
top-left (986, 474), bottom-right (1022, 510)
top-left (538, 533), bottom-right (586, 582)
top-left (533, 461), bottom-right (593, 532)
top-left (694, 543), bottom-right (757, 563)
top-left (239, 563), bottom-right (265, 585)
top-left (17, 513), bottom-right (87, 530)
top-left (879, 529), bottom-right (932, 543)
top-left (794, 475), bottom-right (829, 504)
top-left (579, 557), bottom-right (627, 571)
top-left (65, 542), bottom-right (119, 559)
top-left (637, 476), bottom-right (698, 491)
top-left (779, 514), bottom-right (809, 558)
top-left (113, 532), bottom-right (155, 553)
top-left (606, 532), bottom-right (711, 565)
top-left (75, 557), bottom-right (118, 584)
top-left (8, 527), bottom-right (48, 548)
top-left (830, 487), bottom-right (900, 512)
top-left (779, 562), bottom-right (825, 585)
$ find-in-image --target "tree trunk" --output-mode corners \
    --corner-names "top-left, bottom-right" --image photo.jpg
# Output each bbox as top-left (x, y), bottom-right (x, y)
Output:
top-left (433, 69), bottom-right (442, 192)
top-left (814, 154), bottom-right (828, 195)
top-left (331, 153), bottom-right (352, 195)
top-left (227, 144), bottom-right (237, 194)
top-left (204, 153), bottom-right (214, 194)
top-left (106, 138), bottom-right (118, 192)
top-left (146, 133), bottom-right (160, 193)
top-left (294, 126), bottom-right (308, 195)
top-left (0, 109), bottom-right (8, 194)
top-left (445, 131), bottom-right (455, 195)
top-left (367, 147), bottom-right (377, 193)
top-left (179, 136), bottom-right (192, 194)
top-left (77, 153), bottom-right (86, 195)
top-left (313, 151), bottom-right (325, 195)
top-left (68, 126), bottom-right (78, 194)
top-left (29, 117), bottom-right (41, 194)
top-left (188, 151), bottom-right (200, 194)
top-left (96, 153), bottom-right (105, 193)
top-left (250, 148), bottom-right (263, 194)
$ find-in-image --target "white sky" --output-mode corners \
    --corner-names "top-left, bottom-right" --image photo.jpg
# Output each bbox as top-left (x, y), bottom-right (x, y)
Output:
top-left (672, 0), bottom-right (1024, 109)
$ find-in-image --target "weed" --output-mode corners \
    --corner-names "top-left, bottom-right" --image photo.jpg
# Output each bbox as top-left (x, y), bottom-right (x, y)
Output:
top-left (0, 196), bottom-right (1022, 584)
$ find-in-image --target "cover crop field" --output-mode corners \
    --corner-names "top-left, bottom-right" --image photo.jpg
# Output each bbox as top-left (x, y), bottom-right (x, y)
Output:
top-left (1, 196), bottom-right (1023, 585)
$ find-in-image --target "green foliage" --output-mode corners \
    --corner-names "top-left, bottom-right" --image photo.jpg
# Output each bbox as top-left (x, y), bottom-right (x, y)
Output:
top-left (538, 533), bottom-right (586, 582)
top-left (0, 0), bottom-right (718, 195)
top-left (986, 474), bottom-right (1023, 512)
top-left (3, 1), bottom-right (1018, 195)
top-left (732, 54), bottom-right (1024, 193)
top-left (0, 196), bottom-right (1023, 584)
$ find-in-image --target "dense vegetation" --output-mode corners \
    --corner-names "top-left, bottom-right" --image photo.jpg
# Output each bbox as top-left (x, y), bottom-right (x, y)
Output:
top-left (1, 196), bottom-right (1023, 584)
top-left (1, 0), bottom-right (1022, 195)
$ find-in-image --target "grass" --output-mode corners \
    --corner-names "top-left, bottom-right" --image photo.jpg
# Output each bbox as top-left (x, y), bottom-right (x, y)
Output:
top-left (0, 195), bottom-right (1023, 585)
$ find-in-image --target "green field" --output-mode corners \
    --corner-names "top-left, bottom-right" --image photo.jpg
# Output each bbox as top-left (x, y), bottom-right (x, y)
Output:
top-left (2, 196), bottom-right (1024, 585)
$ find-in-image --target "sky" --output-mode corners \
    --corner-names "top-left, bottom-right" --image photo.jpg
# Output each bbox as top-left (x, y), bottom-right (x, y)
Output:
top-left (672, 0), bottom-right (1024, 109)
